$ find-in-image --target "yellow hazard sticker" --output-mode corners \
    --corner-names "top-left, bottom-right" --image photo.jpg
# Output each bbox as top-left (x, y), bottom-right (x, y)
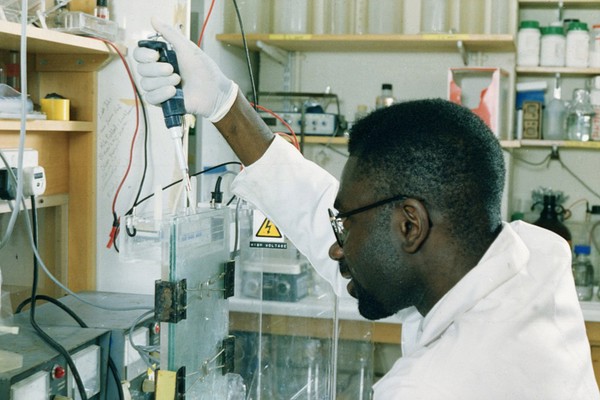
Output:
top-left (256, 218), bottom-right (282, 238)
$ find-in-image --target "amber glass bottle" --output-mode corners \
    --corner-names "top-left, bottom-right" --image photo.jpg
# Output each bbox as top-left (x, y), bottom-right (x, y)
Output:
top-left (533, 194), bottom-right (572, 245)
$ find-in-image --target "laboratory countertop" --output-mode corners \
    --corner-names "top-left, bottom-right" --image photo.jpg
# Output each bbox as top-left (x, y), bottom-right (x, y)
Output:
top-left (229, 294), bottom-right (600, 324)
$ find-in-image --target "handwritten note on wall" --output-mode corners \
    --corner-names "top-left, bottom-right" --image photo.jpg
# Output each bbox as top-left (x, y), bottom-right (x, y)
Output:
top-left (97, 97), bottom-right (136, 204)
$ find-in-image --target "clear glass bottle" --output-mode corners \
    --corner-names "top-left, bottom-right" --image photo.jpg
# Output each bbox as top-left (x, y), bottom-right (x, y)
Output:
top-left (376, 83), bottom-right (396, 109)
top-left (566, 88), bottom-right (594, 141)
top-left (573, 245), bottom-right (594, 301)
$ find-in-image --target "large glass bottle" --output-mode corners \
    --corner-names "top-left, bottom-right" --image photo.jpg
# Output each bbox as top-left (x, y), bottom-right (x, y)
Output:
top-left (533, 195), bottom-right (572, 245)
top-left (566, 88), bottom-right (595, 141)
top-left (573, 245), bottom-right (594, 301)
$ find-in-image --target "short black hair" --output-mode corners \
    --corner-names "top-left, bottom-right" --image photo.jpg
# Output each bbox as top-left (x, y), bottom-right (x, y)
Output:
top-left (348, 98), bottom-right (505, 244)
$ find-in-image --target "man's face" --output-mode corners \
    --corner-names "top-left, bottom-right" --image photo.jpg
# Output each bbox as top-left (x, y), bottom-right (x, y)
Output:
top-left (331, 158), bottom-right (422, 320)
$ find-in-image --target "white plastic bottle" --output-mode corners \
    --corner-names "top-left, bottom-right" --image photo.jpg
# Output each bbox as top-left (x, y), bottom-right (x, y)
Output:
top-left (517, 20), bottom-right (541, 66)
top-left (566, 21), bottom-right (590, 68)
top-left (590, 76), bottom-right (600, 141)
top-left (540, 25), bottom-right (565, 67)
top-left (543, 81), bottom-right (567, 140)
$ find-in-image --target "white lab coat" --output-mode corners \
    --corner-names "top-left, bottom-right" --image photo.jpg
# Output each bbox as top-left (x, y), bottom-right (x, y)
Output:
top-left (231, 135), bottom-right (600, 399)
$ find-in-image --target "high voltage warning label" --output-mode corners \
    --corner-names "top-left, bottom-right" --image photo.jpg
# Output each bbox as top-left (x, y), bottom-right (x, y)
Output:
top-left (250, 211), bottom-right (287, 249)
top-left (256, 218), bottom-right (282, 238)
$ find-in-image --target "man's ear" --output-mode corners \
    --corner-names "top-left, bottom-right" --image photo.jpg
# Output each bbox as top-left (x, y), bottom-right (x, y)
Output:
top-left (396, 198), bottom-right (430, 253)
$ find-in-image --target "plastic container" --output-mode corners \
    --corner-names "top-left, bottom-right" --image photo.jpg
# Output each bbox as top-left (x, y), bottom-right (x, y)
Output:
top-left (273, 0), bottom-right (309, 34)
top-left (312, 0), bottom-right (328, 34)
top-left (540, 25), bottom-right (566, 67)
top-left (517, 20), bottom-right (541, 67)
top-left (590, 76), bottom-right (600, 141)
top-left (566, 88), bottom-right (594, 141)
top-left (328, 0), bottom-right (349, 34)
top-left (590, 24), bottom-right (600, 67)
top-left (459, 0), bottom-right (484, 34)
top-left (573, 245), bottom-right (594, 301)
top-left (351, 0), bottom-right (368, 34)
top-left (421, 0), bottom-right (449, 33)
top-left (543, 82), bottom-right (567, 140)
top-left (490, 0), bottom-right (510, 34)
top-left (56, 11), bottom-right (119, 41)
top-left (225, 0), bottom-right (269, 34)
top-left (376, 83), bottom-right (396, 109)
top-left (566, 21), bottom-right (590, 68)
top-left (367, 0), bottom-right (402, 34)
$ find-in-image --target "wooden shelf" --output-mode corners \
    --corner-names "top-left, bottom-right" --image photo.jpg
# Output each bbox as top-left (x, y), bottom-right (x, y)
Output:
top-left (516, 66), bottom-right (600, 76)
top-left (216, 33), bottom-right (515, 53)
top-left (0, 20), bottom-right (116, 55)
top-left (0, 119), bottom-right (94, 132)
top-left (300, 136), bottom-right (348, 145)
top-left (519, 0), bottom-right (600, 7)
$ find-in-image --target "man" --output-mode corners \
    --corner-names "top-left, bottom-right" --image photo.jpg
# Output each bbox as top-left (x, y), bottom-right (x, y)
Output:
top-left (134, 19), bottom-right (600, 399)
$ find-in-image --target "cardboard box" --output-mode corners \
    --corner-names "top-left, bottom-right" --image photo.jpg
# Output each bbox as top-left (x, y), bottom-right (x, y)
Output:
top-left (522, 101), bottom-right (542, 139)
top-left (448, 68), bottom-right (509, 139)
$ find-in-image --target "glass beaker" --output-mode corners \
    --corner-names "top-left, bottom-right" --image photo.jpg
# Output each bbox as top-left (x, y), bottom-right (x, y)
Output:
top-left (421, 0), bottom-right (449, 33)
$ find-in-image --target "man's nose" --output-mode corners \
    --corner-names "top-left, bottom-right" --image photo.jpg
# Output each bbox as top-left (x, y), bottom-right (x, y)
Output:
top-left (329, 241), bottom-right (343, 261)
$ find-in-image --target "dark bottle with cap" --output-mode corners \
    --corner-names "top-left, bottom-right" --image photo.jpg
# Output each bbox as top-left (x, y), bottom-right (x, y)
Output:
top-left (376, 83), bottom-right (396, 109)
top-left (94, 0), bottom-right (109, 20)
top-left (533, 194), bottom-right (572, 244)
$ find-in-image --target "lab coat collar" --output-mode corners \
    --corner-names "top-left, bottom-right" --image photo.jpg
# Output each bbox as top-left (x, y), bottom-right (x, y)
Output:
top-left (403, 222), bottom-right (529, 353)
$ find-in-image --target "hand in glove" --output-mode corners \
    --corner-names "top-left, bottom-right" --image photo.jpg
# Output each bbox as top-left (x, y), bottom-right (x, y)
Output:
top-left (133, 18), bottom-right (239, 123)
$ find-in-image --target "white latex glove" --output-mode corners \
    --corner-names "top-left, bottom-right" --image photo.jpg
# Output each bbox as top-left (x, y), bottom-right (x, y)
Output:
top-left (133, 18), bottom-right (239, 123)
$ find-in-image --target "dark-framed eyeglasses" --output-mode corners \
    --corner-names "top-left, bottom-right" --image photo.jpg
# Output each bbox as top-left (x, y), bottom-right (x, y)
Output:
top-left (328, 193), bottom-right (409, 247)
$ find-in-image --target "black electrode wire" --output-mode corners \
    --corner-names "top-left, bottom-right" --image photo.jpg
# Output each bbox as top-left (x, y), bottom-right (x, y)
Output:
top-left (231, 0), bottom-right (258, 110)
top-left (131, 84), bottom-right (150, 211)
top-left (124, 161), bottom-right (242, 216)
top-left (15, 295), bottom-right (125, 400)
top-left (28, 196), bottom-right (88, 400)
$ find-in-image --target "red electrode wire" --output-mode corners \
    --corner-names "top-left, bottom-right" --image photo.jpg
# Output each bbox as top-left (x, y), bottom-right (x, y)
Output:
top-left (198, 0), bottom-right (217, 46)
top-left (93, 38), bottom-right (141, 249)
top-left (251, 103), bottom-right (300, 150)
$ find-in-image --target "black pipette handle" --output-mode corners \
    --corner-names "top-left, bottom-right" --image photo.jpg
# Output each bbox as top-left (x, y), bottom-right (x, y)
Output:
top-left (138, 40), bottom-right (186, 128)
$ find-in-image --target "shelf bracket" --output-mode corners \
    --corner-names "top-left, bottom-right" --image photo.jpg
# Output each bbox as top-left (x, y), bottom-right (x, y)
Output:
top-left (456, 40), bottom-right (469, 66)
top-left (256, 40), bottom-right (288, 66)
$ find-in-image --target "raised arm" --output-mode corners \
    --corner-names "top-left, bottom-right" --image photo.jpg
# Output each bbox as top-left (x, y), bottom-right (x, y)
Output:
top-left (133, 18), bottom-right (273, 166)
